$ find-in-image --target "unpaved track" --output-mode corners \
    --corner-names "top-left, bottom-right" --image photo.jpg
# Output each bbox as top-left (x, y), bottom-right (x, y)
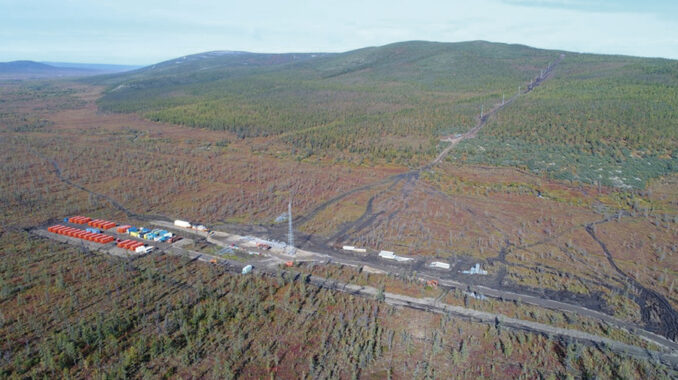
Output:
top-left (308, 278), bottom-right (678, 369)
top-left (298, 54), bottom-right (565, 232)
top-left (586, 225), bottom-right (678, 341)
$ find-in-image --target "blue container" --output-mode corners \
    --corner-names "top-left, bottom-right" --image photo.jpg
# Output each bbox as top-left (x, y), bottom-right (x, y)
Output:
top-left (128, 227), bottom-right (138, 232)
top-left (63, 217), bottom-right (69, 223)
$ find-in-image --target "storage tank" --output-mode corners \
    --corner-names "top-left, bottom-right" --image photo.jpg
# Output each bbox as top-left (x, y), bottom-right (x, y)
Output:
top-left (174, 220), bottom-right (191, 228)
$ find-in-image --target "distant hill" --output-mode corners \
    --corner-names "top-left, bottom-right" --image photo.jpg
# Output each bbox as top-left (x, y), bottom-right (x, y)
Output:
top-left (42, 61), bottom-right (141, 73)
top-left (90, 40), bottom-right (678, 187)
top-left (0, 60), bottom-right (137, 79)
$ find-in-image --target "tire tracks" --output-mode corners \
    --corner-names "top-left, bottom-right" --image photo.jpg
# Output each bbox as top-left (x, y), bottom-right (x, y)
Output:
top-left (586, 224), bottom-right (678, 341)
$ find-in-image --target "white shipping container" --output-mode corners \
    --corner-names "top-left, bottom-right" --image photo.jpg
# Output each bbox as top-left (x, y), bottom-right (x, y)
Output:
top-left (135, 246), bottom-right (153, 253)
top-left (379, 250), bottom-right (396, 259)
top-left (342, 245), bottom-right (355, 251)
top-left (430, 261), bottom-right (450, 269)
top-left (174, 220), bottom-right (191, 228)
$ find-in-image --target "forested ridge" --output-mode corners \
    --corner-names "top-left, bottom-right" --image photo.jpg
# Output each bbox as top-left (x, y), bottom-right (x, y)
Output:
top-left (91, 40), bottom-right (678, 186)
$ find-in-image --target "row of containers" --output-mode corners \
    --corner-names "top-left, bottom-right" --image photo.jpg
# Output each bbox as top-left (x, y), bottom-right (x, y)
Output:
top-left (65, 216), bottom-right (116, 230)
top-left (117, 239), bottom-right (153, 253)
top-left (47, 225), bottom-right (115, 244)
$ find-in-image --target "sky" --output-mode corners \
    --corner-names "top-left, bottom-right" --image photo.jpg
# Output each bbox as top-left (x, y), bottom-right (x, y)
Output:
top-left (1, 0), bottom-right (677, 65)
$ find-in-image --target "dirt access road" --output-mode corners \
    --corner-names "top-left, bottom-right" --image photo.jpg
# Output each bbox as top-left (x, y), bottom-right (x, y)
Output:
top-left (431, 54), bottom-right (564, 166)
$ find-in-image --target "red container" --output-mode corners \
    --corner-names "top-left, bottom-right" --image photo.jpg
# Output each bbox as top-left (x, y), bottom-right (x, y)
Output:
top-left (70, 216), bottom-right (91, 224)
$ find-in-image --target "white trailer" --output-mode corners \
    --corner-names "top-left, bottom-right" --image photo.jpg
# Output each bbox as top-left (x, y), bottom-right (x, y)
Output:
top-left (379, 250), bottom-right (396, 259)
top-left (174, 220), bottom-right (191, 228)
top-left (135, 246), bottom-right (153, 254)
top-left (430, 261), bottom-right (450, 270)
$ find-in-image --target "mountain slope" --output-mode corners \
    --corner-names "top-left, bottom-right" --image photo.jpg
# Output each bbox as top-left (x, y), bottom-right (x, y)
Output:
top-left (91, 41), bottom-right (677, 186)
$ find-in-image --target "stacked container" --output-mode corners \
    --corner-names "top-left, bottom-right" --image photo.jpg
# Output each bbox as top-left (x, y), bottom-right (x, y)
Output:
top-left (48, 225), bottom-right (114, 244)
top-left (68, 216), bottom-right (92, 224)
top-left (116, 239), bottom-right (145, 252)
top-left (87, 219), bottom-right (116, 230)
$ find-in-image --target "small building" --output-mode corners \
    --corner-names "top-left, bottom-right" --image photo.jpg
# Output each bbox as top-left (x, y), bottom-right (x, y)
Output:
top-left (462, 263), bottom-right (488, 275)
